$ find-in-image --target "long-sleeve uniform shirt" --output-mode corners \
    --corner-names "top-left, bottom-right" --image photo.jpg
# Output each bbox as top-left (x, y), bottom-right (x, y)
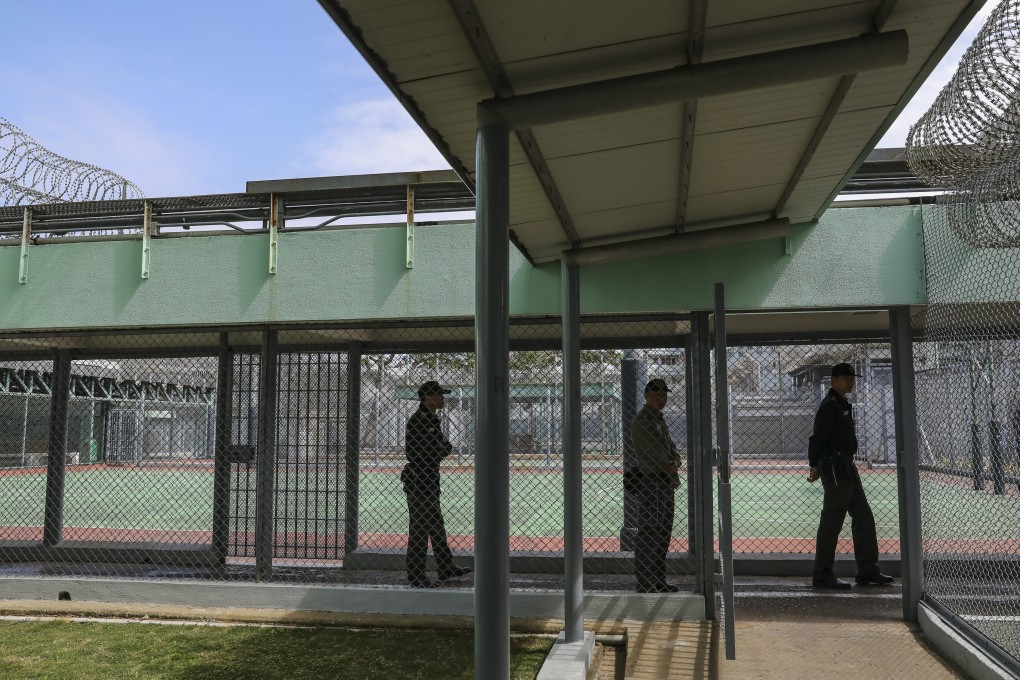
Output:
top-left (403, 405), bottom-right (452, 495)
top-left (632, 405), bottom-right (682, 483)
top-left (808, 388), bottom-right (859, 478)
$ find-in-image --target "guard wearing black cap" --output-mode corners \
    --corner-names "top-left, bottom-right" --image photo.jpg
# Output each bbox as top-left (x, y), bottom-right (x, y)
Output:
top-left (630, 378), bottom-right (682, 593)
top-left (808, 362), bottom-right (893, 589)
top-left (402, 380), bottom-right (472, 588)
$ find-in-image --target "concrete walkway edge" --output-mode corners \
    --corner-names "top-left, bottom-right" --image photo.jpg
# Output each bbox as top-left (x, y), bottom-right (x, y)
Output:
top-left (919, 602), bottom-right (1017, 680)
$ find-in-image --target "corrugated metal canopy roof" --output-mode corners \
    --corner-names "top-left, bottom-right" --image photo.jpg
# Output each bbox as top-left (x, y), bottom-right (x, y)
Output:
top-left (319, 0), bottom-right (983, 263)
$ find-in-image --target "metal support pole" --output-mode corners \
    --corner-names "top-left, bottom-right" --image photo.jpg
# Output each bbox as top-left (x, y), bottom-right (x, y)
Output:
top-left (989, 420), bottom-right (1006, 495)
top-left (889, 306), bottom-right (923, 622)
top-left (1013, 410), bottom-right (1020, 493)
top-left (255, 329), bottom-right (278, 581)
top-left (345, 342), bottom-right (363, 559)
top-left (141, 201), bottom-right (153, 280)
top-left (43, 350), bottom-right (72, 546)
top-left (690, 312), bottom-right (714, 609)
top-left (684, 336), bottom-right (697, 557)
top-left (268, 194), bottom-right (282, 275)
top-left (212, 333), bottom-right (233, 564)
top-left (474, 104), bottom-right (510, 680)
top-left (561, 260), bottom-right (583, 642)
top-left (406, 185), bottom-right (415, 268)
top-left (19, 207), bottom-right (30, 284)
top-left (20, 393), bottom-right (29, 467)
top-left (970, 423), bottom-right (984, 491)
top-left (714, 283), bottom-right (735, 660)
top-left (620, 349), bottom-right (643, 552)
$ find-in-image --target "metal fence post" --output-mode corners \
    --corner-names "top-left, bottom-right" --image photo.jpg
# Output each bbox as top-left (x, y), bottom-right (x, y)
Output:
top-left (256, 328), bottom-right (278, 581)
top-left (620, 349), bottom-right (643, 552)
top-left (689, 312), bottom-right (714, 609)
top-left (889, 306), bottom-right (923, 622)
top-left (345, 342), bottom-right (363, 559)
top-left (212, 333), bottom-right (233, 564)
top-left (43, 350), bottom-right (72, 546)
top-left (475, 103), bottom-right (510, 680)
top-left (562, 260), bottom-right (583, 642)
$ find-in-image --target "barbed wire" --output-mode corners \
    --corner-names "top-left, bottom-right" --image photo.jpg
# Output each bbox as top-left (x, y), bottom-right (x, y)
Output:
top-left (0, 116), bottom-right (144, 207)
top-left (906, 0), bottom-right (1020, 248)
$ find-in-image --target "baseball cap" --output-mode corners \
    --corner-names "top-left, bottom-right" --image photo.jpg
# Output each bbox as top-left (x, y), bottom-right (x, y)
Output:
top-left (645, 378), bottom-right (670, 393)
top-left (831, 362), bottom-right (861, 378)
top-left (417, 380), bottom-right (452, 398)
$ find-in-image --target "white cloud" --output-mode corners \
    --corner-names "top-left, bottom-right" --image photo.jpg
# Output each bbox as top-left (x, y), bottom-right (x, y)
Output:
top-left (13, 97), bottom-right (212, 198)
top-left (302, 99), bottom-right (452, 176)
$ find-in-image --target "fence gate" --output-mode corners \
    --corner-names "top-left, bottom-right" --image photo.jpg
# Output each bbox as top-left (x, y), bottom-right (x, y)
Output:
top-left (106, 408), bottom-right (142, 464)
top-left (225, 349), bottom-right (350, 569)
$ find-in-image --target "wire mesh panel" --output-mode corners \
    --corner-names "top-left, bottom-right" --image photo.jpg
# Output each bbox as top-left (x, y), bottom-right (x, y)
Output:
top-left (60, 354), bottom-right (217, 548)
top-left (914, 207), bottom-right (1020, 659)
top-left (356, 350), bottom-right (475, 586)
top-left (725, 343), bottom-right (900, 555)
top-left (0, 360), bottom-right (53, 543)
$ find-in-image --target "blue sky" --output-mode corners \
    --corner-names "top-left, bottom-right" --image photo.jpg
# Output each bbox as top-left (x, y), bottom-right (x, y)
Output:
top-left (0, 0), bottom-right (1003, 199)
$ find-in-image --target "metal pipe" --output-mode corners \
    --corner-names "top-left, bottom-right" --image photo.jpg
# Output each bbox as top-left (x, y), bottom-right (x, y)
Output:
top-left (561, 260), bottom-right (583, 642)
top-left (344, 342), bottom-right (363, 558)
top-left (889, 306), bottom-right (922, 622)
top-left (563, 218), bottom-right (790, 266)
top-left (212, 333), bottom-right (233, 565)
top-left (714, 283), bottom-right (735, 660)
top-left (474, 104), bottom-right (511, 680)
top-left (485, 31), bottom-right (909, 130)
top-left (43, 350), bottom-right (72, 546)
top-left (255, 329), bottom-right (278, 581)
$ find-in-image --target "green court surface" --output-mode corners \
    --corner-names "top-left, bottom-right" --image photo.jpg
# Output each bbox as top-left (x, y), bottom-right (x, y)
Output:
top-left (0, 467), bottom-right (918, 542)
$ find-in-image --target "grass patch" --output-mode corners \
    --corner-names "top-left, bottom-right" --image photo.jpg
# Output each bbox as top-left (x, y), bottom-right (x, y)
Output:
top-left (0, 621), bottom-right (553, 680)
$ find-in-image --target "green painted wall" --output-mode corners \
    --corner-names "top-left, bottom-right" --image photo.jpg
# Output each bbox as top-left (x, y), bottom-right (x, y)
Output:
top-left (0, 205), bottom-right (924, 331)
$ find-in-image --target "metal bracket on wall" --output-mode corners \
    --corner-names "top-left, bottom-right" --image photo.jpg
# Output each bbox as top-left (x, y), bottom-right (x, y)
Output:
top-left (406, 185), bottom-right (415, 269)
top-left (19, 207), bottom-right (31, 284)
top-left (269, 193), bottom-right (283, 275)
top-left (783, 235), bottom-right (793, 256)
top-left (141, 201), bottom-right (153, 280)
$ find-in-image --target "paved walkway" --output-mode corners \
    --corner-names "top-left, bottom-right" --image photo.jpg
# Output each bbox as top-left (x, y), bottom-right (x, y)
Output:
top-left (614, 578), bottom-right (967, 679)
top-left (615, 618), bottom-right (965, 679)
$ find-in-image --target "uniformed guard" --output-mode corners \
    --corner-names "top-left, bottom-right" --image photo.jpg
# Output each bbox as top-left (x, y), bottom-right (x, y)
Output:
top-left (808, 362), bottom-right (894, 589)
top-left (630, 378), bottom-right (683, 593)
top-left (402, 380), bottom-right (472, 588)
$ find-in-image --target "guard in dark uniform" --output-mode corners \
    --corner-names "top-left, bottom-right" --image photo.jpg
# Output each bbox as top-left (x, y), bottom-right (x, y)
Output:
top-left (402, 380), bottom-right (472, 588)
top-left (808, 362), bottom-right (893, 589)
top-left (629, 378), bottom-right (682, 593)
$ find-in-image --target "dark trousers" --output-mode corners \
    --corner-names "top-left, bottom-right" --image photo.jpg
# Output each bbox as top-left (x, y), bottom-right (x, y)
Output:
top-left (813, 470), bottom-right (880, 577)
top-left (635, 476), bottom-right (675, 588)
top-left (405, 491), bottom-right (455, 580)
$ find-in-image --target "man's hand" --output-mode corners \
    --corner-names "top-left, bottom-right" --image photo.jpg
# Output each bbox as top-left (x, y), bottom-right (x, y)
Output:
top-left (807, 466), bottom-right (819, 483)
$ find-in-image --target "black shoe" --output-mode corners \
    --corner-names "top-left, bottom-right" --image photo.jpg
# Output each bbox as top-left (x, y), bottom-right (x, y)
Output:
top-left (409, 578), bottom-right (439, 588)
top-left (855, 572), bottom-right (894, 586)
top-left (438, 566), bottom-right (473, 581)
top-left (812, 577), bottom-right (852, 590)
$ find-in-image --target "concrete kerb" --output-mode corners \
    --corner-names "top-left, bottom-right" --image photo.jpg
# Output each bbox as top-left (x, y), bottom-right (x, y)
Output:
top-left (535, 631), bottom-right (596, 680)
top-left (918, 602), bottom-right (1018, 680)
top-left (0, 577), bottom-right (704, 622)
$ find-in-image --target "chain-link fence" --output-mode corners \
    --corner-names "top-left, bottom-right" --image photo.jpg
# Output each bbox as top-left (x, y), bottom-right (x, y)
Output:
top-left (725, 343), bottom-right (900, 556)
top-left (0, 322), bottom-right (919, 595)
top-left (914, 202), bottom-right (1020, 661)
